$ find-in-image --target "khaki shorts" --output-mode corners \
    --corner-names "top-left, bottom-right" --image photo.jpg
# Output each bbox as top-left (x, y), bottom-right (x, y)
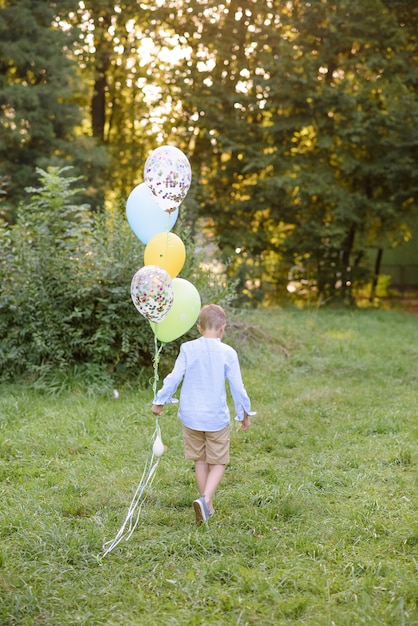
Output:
top-left (182, 424), bottom-right (230, 465)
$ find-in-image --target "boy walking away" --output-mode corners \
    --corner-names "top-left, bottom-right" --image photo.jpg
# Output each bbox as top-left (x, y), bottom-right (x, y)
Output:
top-left (152, 304), bottom-right (253, 524)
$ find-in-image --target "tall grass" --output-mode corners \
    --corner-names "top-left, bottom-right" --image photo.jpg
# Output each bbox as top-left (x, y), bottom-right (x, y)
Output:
top-left (0, 309), bottom-right (417, 625)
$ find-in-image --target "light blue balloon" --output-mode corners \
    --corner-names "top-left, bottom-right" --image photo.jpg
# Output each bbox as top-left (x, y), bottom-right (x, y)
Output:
top-left (126, 182), bottom-right (179, 244)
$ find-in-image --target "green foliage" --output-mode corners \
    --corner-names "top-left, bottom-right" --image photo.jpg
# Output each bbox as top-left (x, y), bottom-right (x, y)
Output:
top-left (0, 167), bottom-right (236, 385)
top-left (0, 309), bottom-right (417, 624)
top-left (152, 0), bottom-right (418, 305)
top-left (0, 0), bottom-right (107, 214)
top-left (1, 0), bottom-right (417, 303)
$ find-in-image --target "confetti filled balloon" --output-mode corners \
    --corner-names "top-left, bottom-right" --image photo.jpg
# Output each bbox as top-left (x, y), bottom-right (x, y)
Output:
top-left (131, 266), bottom-right (174, 323)
top-left (144, 145), bottom-right (192, 213)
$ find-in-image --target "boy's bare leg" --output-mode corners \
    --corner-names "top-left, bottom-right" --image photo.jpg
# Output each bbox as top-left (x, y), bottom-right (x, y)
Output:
top-left (204, 464), bottom-right (225, 514)
top-left (195, 461), bottom-right (209, 496)
top-left (195, 461), bottom-right (226, 515)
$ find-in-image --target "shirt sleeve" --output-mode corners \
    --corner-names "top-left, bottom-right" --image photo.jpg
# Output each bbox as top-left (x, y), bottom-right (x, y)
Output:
top-left (153, 346), bottom-right (186, 405)
top-left (225, 350), bottom-right (251, 421)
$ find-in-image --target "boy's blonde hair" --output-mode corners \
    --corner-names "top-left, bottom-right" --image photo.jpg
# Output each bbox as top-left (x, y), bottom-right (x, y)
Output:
top-left (198, 304), bottom-right (226, 331)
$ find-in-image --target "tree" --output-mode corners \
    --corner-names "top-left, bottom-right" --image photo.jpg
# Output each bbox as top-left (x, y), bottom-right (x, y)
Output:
top-left (283, 1), bottom-right (418, 303)
top-left (64, 1), bottom-right (174, 206)
top-left (146, 0), bottom-right (418, 304)
top-left (1, 0), bottom-right (417, 306)
top-left (0, 0), bottom-right (110, 217)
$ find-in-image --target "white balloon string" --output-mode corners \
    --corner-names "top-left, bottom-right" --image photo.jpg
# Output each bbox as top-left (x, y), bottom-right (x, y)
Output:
top-left (152, 334), bottom-right (164, 402)
top-left (102, 428), bottom-right (161, 558)
top-left (101, 335), bottom-right (165, 558)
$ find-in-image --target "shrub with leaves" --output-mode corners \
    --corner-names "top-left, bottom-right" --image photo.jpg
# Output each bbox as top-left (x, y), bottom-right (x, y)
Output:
top-left (0, 167), bottom-right (236, 386)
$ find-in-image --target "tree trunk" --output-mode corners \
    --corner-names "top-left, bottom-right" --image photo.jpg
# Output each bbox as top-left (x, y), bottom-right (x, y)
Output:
top-left (340, 223), bottom-right (356, 301)
top-left (92, 70), bottom-right (108, 141)
top-left (370, 248), bottom-right (383, 302)
top-left (91, 13), bottom-right (112, 142)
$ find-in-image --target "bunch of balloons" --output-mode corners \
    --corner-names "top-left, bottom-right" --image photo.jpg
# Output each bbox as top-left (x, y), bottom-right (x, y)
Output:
top-left (127, 145), bottom-right (201, 343)
top-left (102, 146), bottom-right (200, 557)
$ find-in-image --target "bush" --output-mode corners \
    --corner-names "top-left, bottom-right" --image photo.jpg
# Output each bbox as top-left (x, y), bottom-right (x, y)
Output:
top-left (0, 167), bottom-right (236, 386)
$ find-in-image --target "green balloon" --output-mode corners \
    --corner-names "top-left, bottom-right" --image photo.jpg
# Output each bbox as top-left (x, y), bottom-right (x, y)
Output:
top-left (151, 278), bottom-right (201, 343)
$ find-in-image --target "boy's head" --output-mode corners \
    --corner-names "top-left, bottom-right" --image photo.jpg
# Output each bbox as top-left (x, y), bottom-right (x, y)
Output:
top-left (198, 304), bottom-right (226, 333)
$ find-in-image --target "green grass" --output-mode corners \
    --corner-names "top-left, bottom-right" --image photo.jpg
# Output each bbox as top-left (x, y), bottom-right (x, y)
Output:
top-left (0, 308), bottom-right (417, 625)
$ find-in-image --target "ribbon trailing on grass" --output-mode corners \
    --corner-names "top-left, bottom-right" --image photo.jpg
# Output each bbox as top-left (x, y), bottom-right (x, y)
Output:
top-left (101, 336), bottom-right (165, 558)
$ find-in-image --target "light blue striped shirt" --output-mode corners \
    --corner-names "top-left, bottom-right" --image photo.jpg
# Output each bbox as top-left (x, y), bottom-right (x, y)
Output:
top-left (153, 336), bottom-right (251, 432)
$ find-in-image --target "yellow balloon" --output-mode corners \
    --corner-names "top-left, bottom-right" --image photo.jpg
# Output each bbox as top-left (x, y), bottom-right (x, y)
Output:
top-left (144, 232), bottom-right (186, 278)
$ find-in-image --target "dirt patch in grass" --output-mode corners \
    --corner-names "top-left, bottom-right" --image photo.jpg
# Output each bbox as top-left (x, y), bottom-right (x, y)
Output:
top-left (227, 320), bottom-right (291, 357)
top-left (399, 298), bottom-right (418, 313)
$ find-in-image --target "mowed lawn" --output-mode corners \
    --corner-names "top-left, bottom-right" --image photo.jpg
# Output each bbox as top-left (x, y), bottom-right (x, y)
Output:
top-left (0, 308), bottom-right (417, 625)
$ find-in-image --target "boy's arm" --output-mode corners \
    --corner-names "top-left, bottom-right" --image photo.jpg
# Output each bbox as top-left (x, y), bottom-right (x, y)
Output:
top-left (226, 352), bottom-right (253, 422)
top-left (227, 355), bottom-right (256, 428)
top-left (241, 414), bottom-right (250, 430)
top-left (151, 404), bottom-right (163, 416)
